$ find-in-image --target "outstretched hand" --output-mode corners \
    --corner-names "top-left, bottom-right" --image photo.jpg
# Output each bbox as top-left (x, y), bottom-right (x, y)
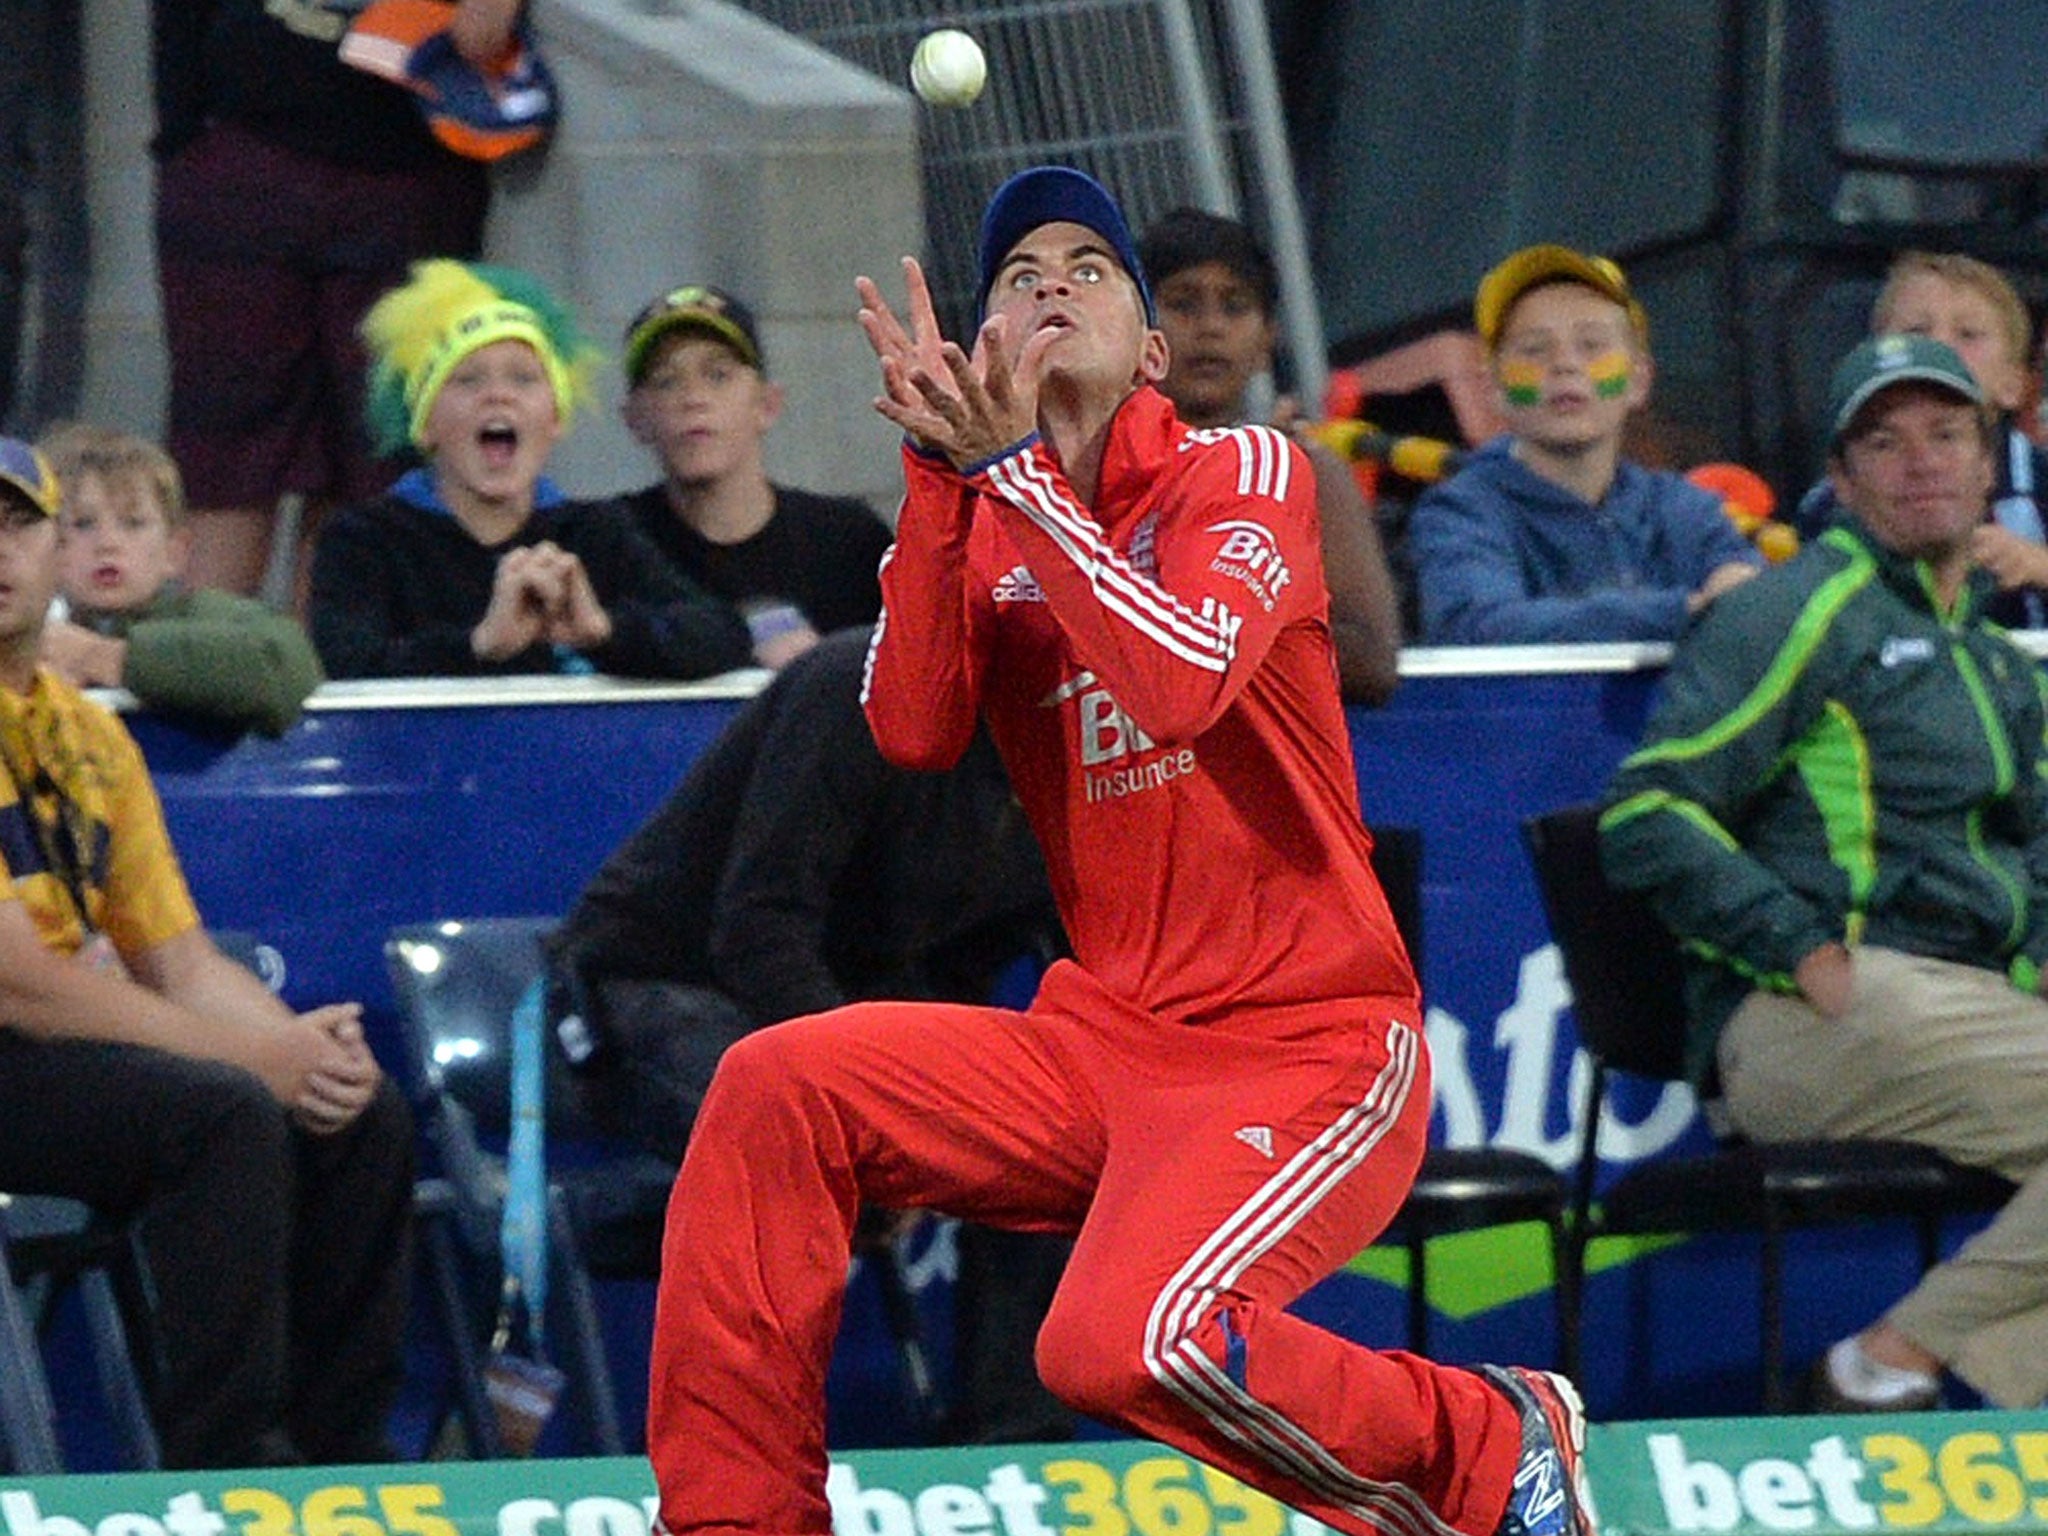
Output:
top-left (856, 257), bottom-right (1053, 469)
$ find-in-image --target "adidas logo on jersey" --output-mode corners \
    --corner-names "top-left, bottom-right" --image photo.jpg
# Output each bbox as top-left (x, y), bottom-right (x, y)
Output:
top-left (993, 565), bottom-right (1044, 603)
top-left (1234, 1125), bottom-right (1275, 1159)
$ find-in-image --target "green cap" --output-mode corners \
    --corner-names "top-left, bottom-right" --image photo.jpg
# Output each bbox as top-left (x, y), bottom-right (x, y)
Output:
top-left (1827, 333), bottom-right (1985, 447)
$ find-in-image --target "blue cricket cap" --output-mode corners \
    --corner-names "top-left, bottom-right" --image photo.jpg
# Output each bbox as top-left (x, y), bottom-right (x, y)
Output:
top-left (976, 165), bottom-right (1156, 323)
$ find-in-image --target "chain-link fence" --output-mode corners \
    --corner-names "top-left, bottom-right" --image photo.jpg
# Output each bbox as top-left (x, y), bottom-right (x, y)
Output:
top-left (750, 0), bottom-right (1326, 401)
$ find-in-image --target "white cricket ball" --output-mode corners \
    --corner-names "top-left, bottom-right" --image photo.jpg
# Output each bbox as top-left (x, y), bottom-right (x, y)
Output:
top-left (910, 29), bottom-right (987, 109)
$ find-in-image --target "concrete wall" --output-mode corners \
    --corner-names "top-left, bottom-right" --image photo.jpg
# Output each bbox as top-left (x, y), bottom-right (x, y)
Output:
top-left (78, 0), bottom-right (922, 513)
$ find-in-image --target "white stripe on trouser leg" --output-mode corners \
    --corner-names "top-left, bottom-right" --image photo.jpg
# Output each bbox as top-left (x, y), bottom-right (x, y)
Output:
top-left (1140, 1025), bottom-right (1460, 1536)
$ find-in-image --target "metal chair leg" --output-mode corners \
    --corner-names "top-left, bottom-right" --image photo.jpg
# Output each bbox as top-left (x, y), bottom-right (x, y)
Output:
top-left (871, 1238), bottom-right (946, 1432)
top-left (1761, 1220), bottom-right (1787, 1413)
top-left (547, 1196), bottom-right (625, 1456)
top-left (80, 1262), bottom-right (158, 1468)
top-left (1550, 1213), bottom-right (1578, 1378)
top-left (1406, 1234), bottom-right (1431, 1356)
top-left (415, 1188), bottom-right (502, 1458)
top-left (0, 1239), bottom-right (61, 1473)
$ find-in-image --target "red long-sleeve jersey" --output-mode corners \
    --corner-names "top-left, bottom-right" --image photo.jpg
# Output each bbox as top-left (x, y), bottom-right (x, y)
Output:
top-left (863, 385), bottom-right (1414, 1022)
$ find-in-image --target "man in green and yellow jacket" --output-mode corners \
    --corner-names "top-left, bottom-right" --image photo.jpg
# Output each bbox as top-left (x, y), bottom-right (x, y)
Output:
top-left (1602, 333), bottom-right (2048, 1414)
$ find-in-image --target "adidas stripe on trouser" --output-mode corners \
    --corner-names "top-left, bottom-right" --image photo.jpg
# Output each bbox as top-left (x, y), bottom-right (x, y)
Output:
top-left (647, 960), bottom-right (1526, 1536)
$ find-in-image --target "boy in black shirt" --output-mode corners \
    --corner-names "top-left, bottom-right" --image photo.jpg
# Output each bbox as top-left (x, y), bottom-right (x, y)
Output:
top-left (615, 285), bottom-right (893, 668)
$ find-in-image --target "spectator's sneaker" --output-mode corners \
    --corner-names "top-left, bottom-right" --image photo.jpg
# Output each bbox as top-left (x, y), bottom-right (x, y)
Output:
top-left (1480, 1365), bottom-right (1595, 1536)
top-left (1807, 1338), bottom-right (1941, 1413)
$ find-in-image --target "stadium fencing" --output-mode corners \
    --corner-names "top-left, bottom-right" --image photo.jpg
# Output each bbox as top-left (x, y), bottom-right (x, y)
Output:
top-left (746, 0), bottom-right (1330, 409)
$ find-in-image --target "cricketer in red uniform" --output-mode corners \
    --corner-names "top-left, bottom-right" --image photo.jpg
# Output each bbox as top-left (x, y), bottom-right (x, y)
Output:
top-left (648, 166), bottom-right (1591, 1536)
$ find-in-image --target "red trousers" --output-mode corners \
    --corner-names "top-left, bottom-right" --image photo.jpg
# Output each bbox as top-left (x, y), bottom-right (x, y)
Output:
top-left (649, 961), bottom-right (1522, 1536)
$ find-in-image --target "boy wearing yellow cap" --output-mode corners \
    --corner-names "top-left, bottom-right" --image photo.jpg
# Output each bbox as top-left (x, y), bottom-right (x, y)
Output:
top-left (308, 260), bottom-right (753, 679)
top-left (1409, 244), bottom-right (1759, 644)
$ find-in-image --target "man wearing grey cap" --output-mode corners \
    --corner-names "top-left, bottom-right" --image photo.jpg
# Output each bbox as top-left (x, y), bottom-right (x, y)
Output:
top-left (1604, 333), bottom-right (2048, 1412)
top-left (649, 165), bottom-right (1594, 1536)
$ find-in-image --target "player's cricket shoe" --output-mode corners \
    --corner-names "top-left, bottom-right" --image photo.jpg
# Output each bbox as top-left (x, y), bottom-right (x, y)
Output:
top-left (1480, 1365), bottom-right (1595, 1536)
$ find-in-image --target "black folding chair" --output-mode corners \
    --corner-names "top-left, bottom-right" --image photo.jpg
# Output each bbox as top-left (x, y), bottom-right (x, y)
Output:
top-left (386, 916), bottom-right (950, 1451)
top-left (1524, 802), bottom-right (2016, 1411)
top-left (385, 917), bottom-right (629, 1456)
top-left (1369, 826), bottom-right (1573, 1367)
top-left (0, 1195), bottom-right (159, 1471)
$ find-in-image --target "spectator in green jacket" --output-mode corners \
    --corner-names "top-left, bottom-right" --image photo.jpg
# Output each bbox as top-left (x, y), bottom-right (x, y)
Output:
top-left (36, 423), bottom-right (322, 736)
top-left (1601, 334), bottom-right (2048, 1414)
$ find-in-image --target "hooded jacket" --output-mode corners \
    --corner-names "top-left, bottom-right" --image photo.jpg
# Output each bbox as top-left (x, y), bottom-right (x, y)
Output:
top-left (1411, 436), bottom-right (1758, 644)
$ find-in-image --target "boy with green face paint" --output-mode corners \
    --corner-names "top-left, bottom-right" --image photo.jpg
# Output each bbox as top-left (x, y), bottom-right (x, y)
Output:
top-left (1408, 243), bottom-right (1760, 645)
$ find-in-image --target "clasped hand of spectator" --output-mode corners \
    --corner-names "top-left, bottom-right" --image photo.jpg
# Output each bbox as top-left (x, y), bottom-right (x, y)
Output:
top-left (263, 1001), bottom-right (382, 1136)
top-left (472, 540), bottom-right (614, 661)
top-left (1970, 523), bottom-right (2048, 593)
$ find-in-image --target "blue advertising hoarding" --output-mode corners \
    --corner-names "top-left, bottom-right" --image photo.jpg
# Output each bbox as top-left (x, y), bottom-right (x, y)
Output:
top-left (112, 648), bottom-right (2008, 1432)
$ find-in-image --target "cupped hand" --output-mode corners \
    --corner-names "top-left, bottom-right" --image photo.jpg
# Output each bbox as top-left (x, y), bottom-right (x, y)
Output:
top-left (544, 552), bottom-right (614, 651)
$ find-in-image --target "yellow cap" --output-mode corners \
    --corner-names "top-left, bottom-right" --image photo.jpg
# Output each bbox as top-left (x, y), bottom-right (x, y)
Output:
top-left (1474, 244), bottom-right (1648, 350)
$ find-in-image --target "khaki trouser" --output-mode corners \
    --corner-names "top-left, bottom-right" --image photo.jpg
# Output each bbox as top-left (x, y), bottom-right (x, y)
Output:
top-left (1718, 946), bottom-right (2048, 1408)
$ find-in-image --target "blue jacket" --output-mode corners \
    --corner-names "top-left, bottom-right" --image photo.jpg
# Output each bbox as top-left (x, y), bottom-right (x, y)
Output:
top-left (1410, 437), bottom-right (1760, 644)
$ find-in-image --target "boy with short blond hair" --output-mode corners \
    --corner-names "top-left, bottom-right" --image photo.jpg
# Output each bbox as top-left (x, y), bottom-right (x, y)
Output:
top-left (1872, 252), bottom-right (2032, 411)
top-left (1409, 244), bottom-right (1759, 644)
top-left (38, 423), bottom-right (323, 737)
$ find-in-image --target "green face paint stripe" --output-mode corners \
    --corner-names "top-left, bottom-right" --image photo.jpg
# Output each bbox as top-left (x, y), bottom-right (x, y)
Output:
top-left (1588, 352), bottom-right (1630, 400)
top-left (1498, 359), bottom-right (1542, 409)
top-left (1620, 556), bottom-right (1875, 769)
